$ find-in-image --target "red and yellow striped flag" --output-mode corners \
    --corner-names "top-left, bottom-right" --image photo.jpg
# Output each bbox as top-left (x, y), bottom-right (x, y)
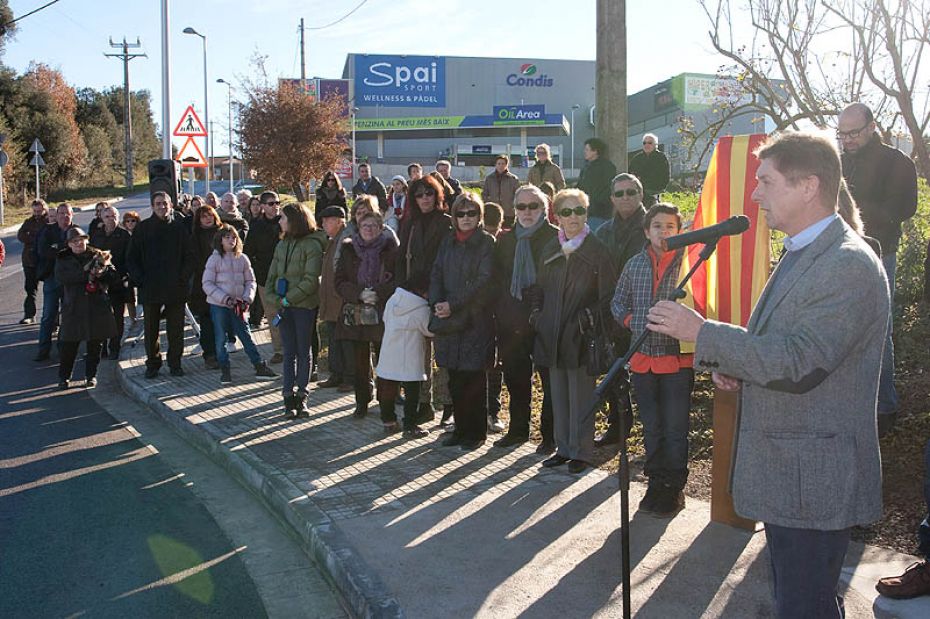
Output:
top-left (680, 134), bottom-right (770, 350)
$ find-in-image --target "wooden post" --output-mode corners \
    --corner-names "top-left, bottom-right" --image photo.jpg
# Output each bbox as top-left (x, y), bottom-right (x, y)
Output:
top-left (711, 388), bottom-right (758, 530)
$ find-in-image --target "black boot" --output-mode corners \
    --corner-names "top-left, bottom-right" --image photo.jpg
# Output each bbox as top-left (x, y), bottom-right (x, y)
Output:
top-left (283, 392), bottom-right (297, 418)
top-left (295, 389), bottom-right (311, 418)
top-left (353, 380), bottom-right (369, 418)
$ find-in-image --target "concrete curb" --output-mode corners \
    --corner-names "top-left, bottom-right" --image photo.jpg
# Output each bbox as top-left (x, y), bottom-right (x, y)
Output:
top-left (116, 363), bottom-right (403, 619)
top-left (0, 196), bottom-right (124, 236)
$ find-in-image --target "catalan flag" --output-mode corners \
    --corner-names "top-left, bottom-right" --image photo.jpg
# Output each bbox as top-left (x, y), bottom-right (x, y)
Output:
top-left (679, 134), bottom-right (771, 351)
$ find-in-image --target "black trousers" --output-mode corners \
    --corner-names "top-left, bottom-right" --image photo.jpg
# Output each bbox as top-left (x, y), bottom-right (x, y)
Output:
top-left (378, 380), bottom-right (421, 427)
top-left (59, 340), bottom-right (103, 381)
top-left (109, 299), bottom-right (126, 352)
top-left (352, 340), bottom-right (380, 407)
top-left (448, 369), bottom-right (488, 442)
top-left (249, 291), bottom-right (264, 327)
top-left (500, 328), bottom-right (554, 440)
top-left (23, 266), bottom-right (38, 320)
top-left (143, 302), bottom-right (185, 370)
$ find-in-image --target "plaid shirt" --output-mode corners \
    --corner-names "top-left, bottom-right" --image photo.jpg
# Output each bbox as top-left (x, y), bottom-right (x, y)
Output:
top-left (611, 246), bottom-right (684, 357)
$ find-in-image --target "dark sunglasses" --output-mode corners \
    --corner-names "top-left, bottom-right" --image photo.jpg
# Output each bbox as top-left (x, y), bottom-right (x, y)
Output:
top-left (414, 189), bottom-right (436, 198)
top-left (643, 141), bottom-right (655, 145)
top-left (515, 202), bottom-right (542, 211)
top-left (454, 209), bottom-right (480, 219)
top-left (557, 206), bottom-right (587, 218)
top-left (263, 200), bottom-right (281, 206)
top-left (613, 188), bottom-right (640, 198)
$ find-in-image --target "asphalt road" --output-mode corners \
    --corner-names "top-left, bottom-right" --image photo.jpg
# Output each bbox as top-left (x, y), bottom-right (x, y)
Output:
top-left (0, 194), bottom-right (342, 618)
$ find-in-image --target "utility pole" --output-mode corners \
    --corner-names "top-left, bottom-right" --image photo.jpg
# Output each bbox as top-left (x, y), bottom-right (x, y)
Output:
top-left (160, 0), bottom-right (171, 159)
top-left (299, 18), bottom-right (306, 92)
top-left (105, 37), bottom-right (146, 190)
top-left (596, 0), bottom-right (628, 171)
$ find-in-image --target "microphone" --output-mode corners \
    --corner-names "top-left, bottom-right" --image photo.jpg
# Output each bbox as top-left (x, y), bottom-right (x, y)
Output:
top-left (662, 215), bottom-right (750, 251)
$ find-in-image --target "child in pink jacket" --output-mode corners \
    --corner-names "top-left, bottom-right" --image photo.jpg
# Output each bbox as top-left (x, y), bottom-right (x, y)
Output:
top-left (202, 224), bottom-right (278, 384)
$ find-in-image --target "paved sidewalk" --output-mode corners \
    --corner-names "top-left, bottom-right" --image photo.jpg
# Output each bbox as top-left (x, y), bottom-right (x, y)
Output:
top-left (117, 324), bottom-right (930, 618)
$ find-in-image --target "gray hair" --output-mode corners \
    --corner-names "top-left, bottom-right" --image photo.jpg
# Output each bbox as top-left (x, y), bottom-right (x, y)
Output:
top-left (611, 172), bottom-right (643, 195)
top-left (435, 159), bottom-right (451, 169)
top-left (236, 188), bottom-right (253, 200)
top-left (643, 133), bottom-right (659, 145)
top-left (514, 184), bottom-right (550, 214)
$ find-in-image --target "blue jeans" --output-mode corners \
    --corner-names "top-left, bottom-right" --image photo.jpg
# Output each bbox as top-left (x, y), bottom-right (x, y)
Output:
top-left (210, 305), bottom-right (262, 367)
top-left (38, 278), bottom-right (62, 353)
top-left (878, 253), bottom-right (898, 414)
top-left (631, 368), bottom-right (694, 491)
top-left (919, 439), bottom-right (930, 560)
top-left (278, 306), bottom-right (317, 394)
top-left (764, 524), bottom-right (851, 618)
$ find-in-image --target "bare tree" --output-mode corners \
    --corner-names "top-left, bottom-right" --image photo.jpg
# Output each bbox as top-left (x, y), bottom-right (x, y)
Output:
top-left (684, 0), bottom-right (911, 171)
top-left (825, 0), bottom-right (930, 178)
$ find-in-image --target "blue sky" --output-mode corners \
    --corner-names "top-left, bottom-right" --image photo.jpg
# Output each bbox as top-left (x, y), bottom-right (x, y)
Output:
top-left (4, 0), bottom-right (725, 155)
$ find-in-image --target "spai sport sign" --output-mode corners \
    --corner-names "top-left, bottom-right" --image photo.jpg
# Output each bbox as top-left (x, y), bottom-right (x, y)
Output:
top-left (354, 54), bottom-right (446, 108)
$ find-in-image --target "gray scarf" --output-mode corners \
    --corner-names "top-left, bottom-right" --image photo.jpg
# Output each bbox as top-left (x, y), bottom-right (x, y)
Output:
top-left (510, 217), bottom-right (546, 300)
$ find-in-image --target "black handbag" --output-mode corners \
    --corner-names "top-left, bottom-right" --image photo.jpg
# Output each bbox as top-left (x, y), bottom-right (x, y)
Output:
top-left (579, 306), bottom-right (619, 377)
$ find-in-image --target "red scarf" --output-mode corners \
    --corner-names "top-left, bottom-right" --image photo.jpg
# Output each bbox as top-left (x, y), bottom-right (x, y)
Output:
top-left (455, 228), bottom-right (477, 243)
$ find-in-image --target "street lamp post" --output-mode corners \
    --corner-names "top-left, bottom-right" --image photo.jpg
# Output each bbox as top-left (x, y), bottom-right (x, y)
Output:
top-left (217, 78), bottom-right (233, 194)
top-left (183, 27), bottom-right (209, 194)
top-left (570, 104), bottom-right (581, 176)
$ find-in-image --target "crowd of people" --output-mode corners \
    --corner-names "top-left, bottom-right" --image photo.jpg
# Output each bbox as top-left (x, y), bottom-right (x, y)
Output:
top-left (9, 102), bottom-right (930, 614)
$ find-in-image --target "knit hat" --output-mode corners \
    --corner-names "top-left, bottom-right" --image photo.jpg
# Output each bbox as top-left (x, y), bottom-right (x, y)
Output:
top-left (391, 175), bottom-right (407, 185)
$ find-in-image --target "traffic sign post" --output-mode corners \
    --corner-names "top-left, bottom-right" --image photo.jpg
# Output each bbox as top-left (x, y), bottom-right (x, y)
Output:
top-left (29, 138), bottom-right (46, 200)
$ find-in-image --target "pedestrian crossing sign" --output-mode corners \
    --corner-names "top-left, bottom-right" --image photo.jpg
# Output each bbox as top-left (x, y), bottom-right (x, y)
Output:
top-left (173, 105), bottom-right (208, 137)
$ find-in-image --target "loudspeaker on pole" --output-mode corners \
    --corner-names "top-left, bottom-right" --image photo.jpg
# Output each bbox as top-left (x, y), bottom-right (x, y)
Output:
top-left (147, 159), bottom-right (181, 205)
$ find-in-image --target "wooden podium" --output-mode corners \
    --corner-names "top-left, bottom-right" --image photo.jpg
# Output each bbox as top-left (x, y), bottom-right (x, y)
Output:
top-left (710, 389), bottom-right (758, 530)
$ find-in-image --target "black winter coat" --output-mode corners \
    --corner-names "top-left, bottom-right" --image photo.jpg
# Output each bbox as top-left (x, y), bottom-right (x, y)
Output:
top-left (314, 188), bottom-right (348, 223)
top-left (429, 230), bottom-right (496, 371)
top-left (334, 235), bottom-right (398, 343)
top-left (577, 157), bottom-right (618, 220)
top-left (243, 215), bottom-right (281, 283)
top-left (89, 226), bottom-right (132, 303)
top-left (220, 211), bottom-right (249, 242)
top-left (531, 234), bottom-right (617, 369)
top-left (126, 214), bottom-right (194, 305)
top-left (395, 209), bottom-right (453, 296)
top-left (17, 215), bottom-right (47, 268)
top-left (36, 223), bottom-right (74, 281)
top-left (189, 225), bottom-right (219, 314)
top-left (351, 177), bottom-right (388, 210)
top-left (841, 134), bottom-right (918, 253)
top-left (493, 221), bottom-right (559, 334)
top-left (628, 150), bottom-right (671, 197)
top-left (55, 247), bottom-right (119, 342)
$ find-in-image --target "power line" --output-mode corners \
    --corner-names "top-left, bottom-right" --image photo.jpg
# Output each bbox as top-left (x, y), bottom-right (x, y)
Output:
top-left (3, 0), bottom-right (65, 27)
top-left (306, 0), bottom-right (370, 30)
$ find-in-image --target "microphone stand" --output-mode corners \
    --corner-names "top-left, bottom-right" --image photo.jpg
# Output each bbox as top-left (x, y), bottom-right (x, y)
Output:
top-left (584, 238), bottom-right (720, 619)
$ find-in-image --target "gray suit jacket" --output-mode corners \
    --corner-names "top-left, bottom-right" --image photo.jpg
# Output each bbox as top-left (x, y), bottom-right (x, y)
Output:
top-left (694, 217), bottom-right (889, 530)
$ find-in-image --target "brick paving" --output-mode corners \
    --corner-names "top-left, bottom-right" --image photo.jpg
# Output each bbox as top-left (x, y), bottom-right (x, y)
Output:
top-left (120, 323), bottom-right (579, 524)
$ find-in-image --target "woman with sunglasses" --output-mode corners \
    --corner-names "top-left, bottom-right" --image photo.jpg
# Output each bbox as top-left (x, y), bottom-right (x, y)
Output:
top-left (396, 176), bottom-right (454, 425)
top-left (315, 171), bottom-right (348, 225)
top-left (492, 185), bottom-right (559, 451)
top-left (531, 189), bottom-right (617, 473)
top-left (430, 193), bottom-right (496, 450)
top-left (121, 211), bottom-right (141, 321)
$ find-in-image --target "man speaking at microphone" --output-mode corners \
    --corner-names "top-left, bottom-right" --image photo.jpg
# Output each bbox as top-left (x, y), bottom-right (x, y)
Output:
top-left (647, 131), bottom-right (888, 618)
